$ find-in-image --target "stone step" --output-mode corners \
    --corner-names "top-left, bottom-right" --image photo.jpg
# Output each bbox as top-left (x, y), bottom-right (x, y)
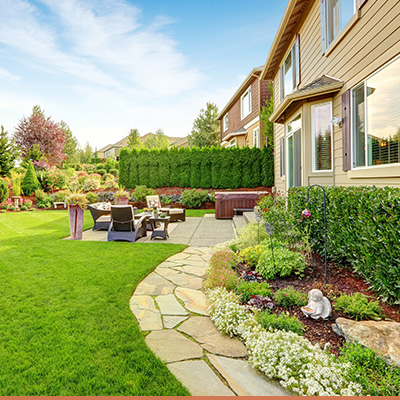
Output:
top-left (243, 211), bottom-right (256, 225)
top-left (232, 215), bottom-right (246, 232)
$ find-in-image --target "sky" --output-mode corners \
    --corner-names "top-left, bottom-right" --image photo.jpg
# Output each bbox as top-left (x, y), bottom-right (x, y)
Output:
top-left (0, 0), bottom-right (287, 150)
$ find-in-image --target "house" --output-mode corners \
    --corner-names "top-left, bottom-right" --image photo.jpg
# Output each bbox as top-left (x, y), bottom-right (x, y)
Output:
top-left (260, 0), bottom-right (400, 192)
top-left (217, 67), bottom-right (271, 148)
top-left (96, 144), bottom-right (113, 159)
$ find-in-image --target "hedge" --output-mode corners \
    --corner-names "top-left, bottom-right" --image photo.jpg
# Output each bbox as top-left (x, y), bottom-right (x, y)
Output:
top-left (287, 186), bottom-right (400, 304)
top-left (119, 146), bottom-right (274, 189)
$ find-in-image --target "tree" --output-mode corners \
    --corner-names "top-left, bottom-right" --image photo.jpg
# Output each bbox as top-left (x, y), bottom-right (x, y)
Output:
top-left (145, 128), bottom-right (170, 150)
top-left (260, 82), bottom-right (274, 149)
top-left (0, 126), bottom-right (19, 176)
top-left (188, 102), bottom-right (220, 148)
top-left (21, 160), bottom-right (40, 196)
top-left (79, 142), bottom-right (93, 164)
top-left (127, 128), bottom-right (144, 150)
top-left (13, 105), bottom-right (66, 165)
top-left (59, 121), bottom-right (80, 165)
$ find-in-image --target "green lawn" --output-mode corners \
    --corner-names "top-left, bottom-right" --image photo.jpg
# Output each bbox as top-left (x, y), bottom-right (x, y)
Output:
top-left (0, 211), bottom-right (190, 396)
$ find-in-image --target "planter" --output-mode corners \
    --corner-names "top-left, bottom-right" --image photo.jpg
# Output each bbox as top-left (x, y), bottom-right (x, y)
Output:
top-left (114, 197), bottom-right (129, 205)
top-left (12, 196), bottom-right (21, 207)
top-left (69, 205), bottom-right (84, 240)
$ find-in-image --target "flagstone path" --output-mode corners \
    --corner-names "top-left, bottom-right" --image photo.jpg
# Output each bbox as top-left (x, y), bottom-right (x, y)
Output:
top-left (130, 246), bottom-right (288, 396)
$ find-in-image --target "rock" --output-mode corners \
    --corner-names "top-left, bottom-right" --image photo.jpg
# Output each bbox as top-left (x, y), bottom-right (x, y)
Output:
top-left (166, 253), bottom-right (190, 261)
top-left (175, 287), bottom-right (209, 315)
top-left (155, 294), bottom-right (189, 316)
top-left (174, 265), bottom-right (206, 278)
top-left (129, 295), bottom-right (163, 331)
top-left (178, 316), bottom-right (247, 357)
top-left (163, 315), bottom-right (189, 329)
top-left (333, 317), bottom-right (400, 367)
top-left (207, 354), bottom-right (289, 396)
top-left (167, 360), bottom-right (234, 396)
top-left (134, 273), bottom-right (175, 296)
top-left (156, 268), bottom-right (203, 290)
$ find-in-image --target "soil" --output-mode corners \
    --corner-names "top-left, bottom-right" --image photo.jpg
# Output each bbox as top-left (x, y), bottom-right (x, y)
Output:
top-left (238, 254), bottom-right (400, 355)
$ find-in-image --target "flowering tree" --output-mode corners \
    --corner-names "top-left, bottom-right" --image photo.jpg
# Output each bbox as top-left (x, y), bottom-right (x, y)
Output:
top-left (14, 105), bottom-right (66, 165)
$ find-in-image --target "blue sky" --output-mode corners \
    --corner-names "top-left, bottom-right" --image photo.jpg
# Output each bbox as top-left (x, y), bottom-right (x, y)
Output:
top-left (0, 0), bottom-right (287, 150)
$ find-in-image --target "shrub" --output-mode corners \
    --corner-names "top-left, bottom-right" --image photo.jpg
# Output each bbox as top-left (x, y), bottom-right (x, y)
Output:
top-left (256, 243), bottom-right (306, 280)
top-left (83, 164), bottom-right (96, 173)
top-left (9, 206), bottom-right (16, 211)
top-left (0, 179), bottom-right (9, 202)
top-left (86, 192), bottom-right (99, 204)
top-left (1, 202), bottom-right (10, 210)
top-left (96, 168), bottom-right (106, 176)
top-left (181, 189), bottom-right (208, 208)
top-left (240, 245), bottom-right (266, 267)
top-left (246, 295), bottom-right (274, 311)
top-left (334, 292), bottom-right (383, 321)
top-left (97, 191), bottom-right (114, 202)
top-left (11, 173), bottom-right (22, 196)
top-left (20, 205), bottom-right (27, 211)
top-left (109, 168), bottom-right (118, 176)
top-left (21, 161), bottom-right (40, 196)
top-left (35, 189), bottom-right (53, 208)
top-left (230, 223), bottom-right (269, 252)
top-left (68, 176), bottom-right (80, 191)
top-left (0, 209), bottom-right (5, 213)
top-left (204, 249), bottom-right (239, 291)
top-left (102, 173), bottom-right (114, 181)
top-left (102, 179), bottom-right (118, 190)
top-left (53, 190), bottom-right (68, 202)
top-left (23, 199), bottom-right (32, 208)
top-left (274, 286), bottom-right (308, 308)
top-left (80, 177), bottom-right (100, 192)
top-left (236, 281), bottom-right (272, 304)
top-left (133, 185), bottom-right (157, 202)
top-left (340, 342), bottom-right (400, 396)
top-left (257, 309), bottom-right (305, 335)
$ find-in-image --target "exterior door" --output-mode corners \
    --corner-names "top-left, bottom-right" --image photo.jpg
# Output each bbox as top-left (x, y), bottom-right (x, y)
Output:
top-left (286, 115), bottom-right (302, 189)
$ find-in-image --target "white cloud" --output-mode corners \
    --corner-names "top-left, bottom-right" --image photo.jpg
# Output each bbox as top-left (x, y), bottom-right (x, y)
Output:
top-left (0, 67), bottom-right (21, 84)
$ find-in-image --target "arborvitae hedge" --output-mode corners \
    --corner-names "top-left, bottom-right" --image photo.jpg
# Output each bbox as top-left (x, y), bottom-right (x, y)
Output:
top-left (0, 179), bottom-right (9, 202)
top-left (119, 146), bottom-right (274, 189)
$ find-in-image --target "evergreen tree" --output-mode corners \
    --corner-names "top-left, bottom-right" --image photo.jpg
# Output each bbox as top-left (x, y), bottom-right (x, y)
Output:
top-left (260, 82), bottom-right (274, 149)
top-left (188, 102), bottom-right (220, 148)
top-left (0, 126), bottom-right (19, 176)
top-left (127, 128), bottom-right (144, 150)
top-left (59, 121), bottom-right (80, 165)
top-left (145, 128), bottom-right (170, 150)
top-left (79, 142), bottom-right (93, 164)
top-left (21, 160), bottom-right (40, 196)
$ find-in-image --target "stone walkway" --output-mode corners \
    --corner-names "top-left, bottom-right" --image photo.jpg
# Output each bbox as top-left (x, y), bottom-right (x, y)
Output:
top-left (130, 246), bottom-right (288, 396)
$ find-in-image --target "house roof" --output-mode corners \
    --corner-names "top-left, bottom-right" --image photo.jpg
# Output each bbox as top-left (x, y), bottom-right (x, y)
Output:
top-left (97, 144), bottom-right (113, 153)
top-left (270, 75), bottom-right (344, 123)
top-left (221, 127), bottom-right (248, 143)
top-left (217, 67), bottom-right (264, 120)
top-left (260, 0), bottom-right (310, 80)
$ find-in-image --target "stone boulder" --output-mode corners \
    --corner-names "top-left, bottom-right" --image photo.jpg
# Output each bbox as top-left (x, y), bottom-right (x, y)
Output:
top-left (333, 317), bottom-right (400, 367)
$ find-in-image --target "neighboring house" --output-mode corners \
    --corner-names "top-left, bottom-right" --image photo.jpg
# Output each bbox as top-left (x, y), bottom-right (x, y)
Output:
top-left (217, 67), bottom-right (271, 149)
top-left (260, 0), bottom-right (400, 192)
top-left (95, 133), bottom-right (188, 160)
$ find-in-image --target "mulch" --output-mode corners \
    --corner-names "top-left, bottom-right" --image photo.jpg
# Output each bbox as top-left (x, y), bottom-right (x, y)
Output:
top-left (238, 254), bottom-right (400, 355)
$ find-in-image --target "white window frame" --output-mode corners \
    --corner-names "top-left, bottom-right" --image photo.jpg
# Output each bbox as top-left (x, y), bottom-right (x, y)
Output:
top-left (228, 138), bottom-right (237, 148)
top-left (279, 35), bottom-right (300, 101)
top-left (311, 102), bottom-right (333, 173)
top-left (280, 137), bottom-right (285, 177)
top-left (241, 86), bottom-right (252, 120)
top-left (351, 55), bottom-right (400, 170)
top-left (285, 113), bottom-right (302, 190)
top-left (253, 127), bottom-right (260, 149)
top-left (223, 113), bottom-right (229, 132)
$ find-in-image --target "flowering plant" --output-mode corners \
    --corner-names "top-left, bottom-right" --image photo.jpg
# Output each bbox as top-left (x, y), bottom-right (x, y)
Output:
top-left (113, 187), bottom-right (130, 199)
top-left (64, 190), bottom-right (88, 209)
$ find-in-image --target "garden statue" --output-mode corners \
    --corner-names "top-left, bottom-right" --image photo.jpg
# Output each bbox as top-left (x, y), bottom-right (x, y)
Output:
top-left (301, 289), bottom-right (331, 320)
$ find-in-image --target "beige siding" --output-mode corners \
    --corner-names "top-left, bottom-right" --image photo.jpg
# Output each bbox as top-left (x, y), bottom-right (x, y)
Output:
top-left (273, 0), bottom-right (400, 189)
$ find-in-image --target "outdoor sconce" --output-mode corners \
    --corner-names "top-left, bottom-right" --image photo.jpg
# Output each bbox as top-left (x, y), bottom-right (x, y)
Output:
top-left (330, 117), bottom-right (342, 127)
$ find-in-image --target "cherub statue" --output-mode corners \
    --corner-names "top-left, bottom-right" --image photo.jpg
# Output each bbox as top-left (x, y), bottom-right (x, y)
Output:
top-left (301, 289), bottom-right (331, 320)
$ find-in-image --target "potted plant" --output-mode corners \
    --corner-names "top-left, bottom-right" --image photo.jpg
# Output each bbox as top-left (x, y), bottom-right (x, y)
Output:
top-left (113, 187), bottom-right (130, 205)
top-left (65, 190), bottom-right (88, 240)
top-left (11, 174), bottom-right (22, 207)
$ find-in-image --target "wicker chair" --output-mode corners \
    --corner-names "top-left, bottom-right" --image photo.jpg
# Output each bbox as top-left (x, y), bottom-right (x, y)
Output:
top-left (146, 195), bottom-right (186, 222)
top-left (107, 205), bottom-right (147, 242)
top-left (88, 203), bottom-right (111, 230)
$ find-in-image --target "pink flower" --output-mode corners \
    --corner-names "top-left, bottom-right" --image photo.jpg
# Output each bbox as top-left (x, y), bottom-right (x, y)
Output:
top-left (284, 294), bottom-right (287, 296)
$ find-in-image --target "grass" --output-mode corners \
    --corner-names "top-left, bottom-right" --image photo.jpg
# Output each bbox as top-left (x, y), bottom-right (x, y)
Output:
top-left (0, 211), bottom-right (190, 395)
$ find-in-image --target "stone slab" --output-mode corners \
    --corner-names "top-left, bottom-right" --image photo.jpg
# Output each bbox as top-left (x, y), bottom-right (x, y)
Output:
top-left (207, 354), bottom-right (288, 396)
top-left (145, 330), bottom-right (203, 363)
top-left (175, 287), bottom-right (209, 316)
top-left (166, 253), bottom-right (190, 261)
top-left (163, 315), bottom-right (189, 329)
top-left (155, 294), bottom-right (189, 316)
top-left (156, 267), bottom-right (203, 290)
top-left (134, 272), bottom-right (175, 296)
top-left (130, 295), bottom-right (163, 331)
top-left (174, 265), bottom-right (206, 278)
top-left (167, 360), bottom-right (234, 396)
top-left (178, 316), bottom-right (247, 357)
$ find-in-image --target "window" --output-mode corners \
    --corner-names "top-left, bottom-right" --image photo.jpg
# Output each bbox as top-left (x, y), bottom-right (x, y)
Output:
top-left (241, 87), bottom-right (252, 119)
top-left (321, 0), bottom-right (355, 51)
top-left (223, 113), bottom-right (229, 131)
top-left (280, 137), bottom-right (285, 177)
top-left (352, 56), bottom-right (400, 168)
top-left (228, 138), bottom-right (237, 148)
top-left (279, 35), bottom-right (300, 100)
top-left (253, 128), bottom-right (260, 148)
top-left (312, 102), bottom-right (332, 171)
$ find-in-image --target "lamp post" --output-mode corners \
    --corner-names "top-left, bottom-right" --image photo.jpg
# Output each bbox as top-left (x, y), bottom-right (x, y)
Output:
top-left (263, 222), bottom-right (276, 270)
top-left (302, 184), bottom-right (328, 284)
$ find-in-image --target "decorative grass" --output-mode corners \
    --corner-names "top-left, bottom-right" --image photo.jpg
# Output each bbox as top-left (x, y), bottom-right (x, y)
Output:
top-left (0, 211), bottom-right (189, 395)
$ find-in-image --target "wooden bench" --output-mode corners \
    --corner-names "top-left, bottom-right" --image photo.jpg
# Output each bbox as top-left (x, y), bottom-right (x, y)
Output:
top-left (54, 202), bottom-right (67, 209)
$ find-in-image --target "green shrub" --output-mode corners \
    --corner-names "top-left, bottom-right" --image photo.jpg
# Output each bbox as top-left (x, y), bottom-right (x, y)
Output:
top-left (53, 190), bottom-right (68, 202)
top-left (230, 223), bottom-right (269, 252)
top-left (181, 189), bottom-right (208, 208)
top-left (335, 293), bottom-right (383, 321)
top-left (133, 185), bottom-right (157, 202)
top-left (239, 245), bottom-right (266, 267)
top-left (21, 161), bottom-right (40, 196)
top-left (274, 286), bottom-right (308, 308)
top-left (257, 309), bottom-right (305, 335)
top-left (20, 205), bottom-right (27, 211)
top-left (35, 189), bottom-right (53, 208)
top-left (80, 177), bottom-right (100, 192)
top-left (0, 179), bottom-right (9, 202)
top-left (83, 164), bottom-right (96, 173)
top-left (96, 168), bottom-right (106, 176)
top-left (340, 342), bottom-right (400, 396)
top-left (102, 173), bottom-right (114, 181)
top-left (109, 168), bottom-right (118, 176)
top-left (86, 192), bottom-right (99, 204)
top-left (102, 180), bottom-right (118, 191)
top-left (1, 202), bottom-right (10, 210)
top-left (0, 209), bottom-right (5, 213)
top-left (9, 206), bottom-right (16, 211)
top-left (256, 244), bottom-right (306, 280)
top-left (23, 199), bottom-right (32, 208)
top-left (204, 249), bottom-right (239, 291)
top-left (236, 281), bottom-right (272, 304)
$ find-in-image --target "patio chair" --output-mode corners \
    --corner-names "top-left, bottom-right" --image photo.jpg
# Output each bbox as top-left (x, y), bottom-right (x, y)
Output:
top-left (107, 205), bottom-right (147, 242)
top-left (146, 195), bottom-right (186, 222)
top-left (88, 202), bottom-right (112, 230)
